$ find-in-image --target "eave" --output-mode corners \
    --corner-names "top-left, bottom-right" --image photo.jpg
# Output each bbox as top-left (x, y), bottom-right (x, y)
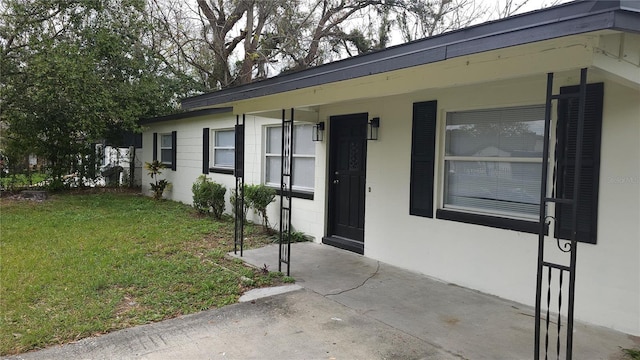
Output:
top-left (180, 0), bottom-right (640, 113)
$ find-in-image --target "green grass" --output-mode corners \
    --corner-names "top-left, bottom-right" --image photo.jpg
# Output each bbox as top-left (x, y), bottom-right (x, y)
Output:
top-left (0, 173), bottom-right (48, 189)
top-left (0, 192), bottom-right (280, 355)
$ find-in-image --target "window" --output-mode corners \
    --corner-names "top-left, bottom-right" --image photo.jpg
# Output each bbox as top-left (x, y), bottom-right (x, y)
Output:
top-left (442, 106), bottom-right (545, 220)
top-left (160, 134), bottom-right (173, 165)
top-left (265, 124), bottom-right (315, 193)
top-left (213, 129), bottom-right (235, 169)
top-left (153, 131), bottom-right (176, 170)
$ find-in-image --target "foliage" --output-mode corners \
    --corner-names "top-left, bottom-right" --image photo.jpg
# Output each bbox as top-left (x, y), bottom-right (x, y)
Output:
top-left (269, 230), bottom-right (311, 245)
top-left (0, 192), bottom-right (280, 356)
top-left (623, 348), bottom-right (640, 360)
top-left (191, 175), bottom-right (226, 219)
top-left (147, 0), bottom-right (545, 92)
top-left (0, 172), bottom-right (48, 191)
top-left (230, 185), bottom-right (250, 223)
top-left (290, 230), bottom-right (310, 243)
top-left (149, 0), bottom-right (394, 90)
top-left (0, 0), bottom-right (193, 183)
top-left (144, 161), bottom-right (169, 200)
top-left (245, 184), bottom-right (276, 233)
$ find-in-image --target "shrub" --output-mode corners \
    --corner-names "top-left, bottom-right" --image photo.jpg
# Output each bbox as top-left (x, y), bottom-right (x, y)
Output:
top-left (245, 184), bottom-right (276, 233)
top-left (144, 160), bottom-right (170, 200)
top-left (230, 185), bottom-right (250, 223)
top-left (191, 175), bottom-right (226, 219)
top-left (290, 231), bottom-right (309, 243)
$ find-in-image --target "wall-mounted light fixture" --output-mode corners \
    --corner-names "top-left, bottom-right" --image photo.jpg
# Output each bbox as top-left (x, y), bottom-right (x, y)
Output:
top-left (312, 121), bottom-right (325, 142)
top-left (367, 117), bottom-right (380, 141)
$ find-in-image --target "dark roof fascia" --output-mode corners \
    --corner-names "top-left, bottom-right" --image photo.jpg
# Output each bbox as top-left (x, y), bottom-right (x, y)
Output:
top-left (613, 10), bottom-right (640, 33)
top-left (139, 107), bottom-right (233, 125)
top-left (181, 0), bottom-right (640, 110)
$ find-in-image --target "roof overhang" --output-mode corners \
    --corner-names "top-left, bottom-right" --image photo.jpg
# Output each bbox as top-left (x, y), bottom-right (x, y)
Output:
top-left (180, 0), bottom-right (640, 113)
top-left (139, 107), bottom-right (233, 125)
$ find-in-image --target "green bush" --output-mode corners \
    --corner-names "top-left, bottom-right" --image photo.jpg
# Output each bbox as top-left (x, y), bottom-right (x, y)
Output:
top-left (245, 184), bottom-right (276, 232)
top-left (230, 185), bottom-right (250, 222)
top-left (192, 175), bottom-right (226, 219)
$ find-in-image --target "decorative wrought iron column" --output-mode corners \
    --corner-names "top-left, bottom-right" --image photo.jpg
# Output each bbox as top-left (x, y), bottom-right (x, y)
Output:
top-left (234, 115), bottom-right (245, 256)
top-left (534, 68), bottom-right (588, 360)
top-left (279, 109), bottom-right (294, 276)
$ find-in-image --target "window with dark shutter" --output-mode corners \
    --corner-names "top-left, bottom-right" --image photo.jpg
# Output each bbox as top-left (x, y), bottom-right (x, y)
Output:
top-left (410, 100), bottom-right (437, 218)
top-left (555, 83), bottom-right (603, 244)
top-left (203, 128), bottom-right (210, 174)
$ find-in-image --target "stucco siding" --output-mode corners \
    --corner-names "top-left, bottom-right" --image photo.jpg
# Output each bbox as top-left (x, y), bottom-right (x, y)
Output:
top-left (317, 74), bottom-right (639, 335)
top-left (141, 114), bottom-right (326, 242)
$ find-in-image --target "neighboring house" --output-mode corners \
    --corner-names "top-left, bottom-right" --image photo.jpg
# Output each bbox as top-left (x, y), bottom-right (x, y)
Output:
top-left (97, 145), bottom-right (142, 187)
top-left (141, 1), bottom-right (640, 337)
top-left (98, 132), bottom-right (143, 187)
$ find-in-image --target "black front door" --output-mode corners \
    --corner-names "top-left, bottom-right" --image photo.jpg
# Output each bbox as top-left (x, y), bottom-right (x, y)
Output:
top-left (324, 113), bottom-right (367, 254)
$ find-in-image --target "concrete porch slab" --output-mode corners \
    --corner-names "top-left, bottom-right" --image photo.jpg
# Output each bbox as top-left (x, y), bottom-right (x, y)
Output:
top-left (233, 242), bottom-right (639, 360)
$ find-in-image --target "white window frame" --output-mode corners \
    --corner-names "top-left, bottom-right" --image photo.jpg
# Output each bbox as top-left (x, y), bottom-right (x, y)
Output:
top-left (264, 124), bottom-right (315, 193)
top-left (440, 105), bottom-right (545, 221)
top-left (212, 129), bottom-right (235, 169)
top-left (160, 133), bottom-right (173, 166)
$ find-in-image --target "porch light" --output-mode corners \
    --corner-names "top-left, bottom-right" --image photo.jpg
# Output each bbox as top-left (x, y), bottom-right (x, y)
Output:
top-left (368, 117), bottom-right (380, 141)
top-left (312, 121), bottom-right (325, 142)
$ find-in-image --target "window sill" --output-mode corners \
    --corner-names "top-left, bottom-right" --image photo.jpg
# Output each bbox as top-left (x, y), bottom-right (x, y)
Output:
top-left (436, 209), bottom-right (545, 235)
top-left (209, 167), bottom-right (234, 175)
top-left (161, 163), bottom-right (174, 171)
top-left (271, 187), bottom-right (314, 200)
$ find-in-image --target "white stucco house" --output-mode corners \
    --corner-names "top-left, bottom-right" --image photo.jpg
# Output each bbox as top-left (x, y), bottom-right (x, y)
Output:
top-left (140, 0), bottom-right (640, 338)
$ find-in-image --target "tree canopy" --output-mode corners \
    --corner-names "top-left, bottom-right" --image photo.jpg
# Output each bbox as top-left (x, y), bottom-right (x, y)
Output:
top-left (0, 0), bottom-right (194, 183)
top-left (149, 0), bottom-right (557, 92)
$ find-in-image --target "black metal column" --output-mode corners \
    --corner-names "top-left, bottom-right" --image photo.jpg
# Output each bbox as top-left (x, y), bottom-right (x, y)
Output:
top-left (234, 115), bottom-right (245, 256)
top-left (535, 68), bottom-right (588, 360)
top-left (279, 109), bottom-right (294, 276)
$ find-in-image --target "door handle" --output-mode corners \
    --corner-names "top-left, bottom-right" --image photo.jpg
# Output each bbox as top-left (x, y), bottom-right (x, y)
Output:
top-left (333, 179), bottom-right (339, 184)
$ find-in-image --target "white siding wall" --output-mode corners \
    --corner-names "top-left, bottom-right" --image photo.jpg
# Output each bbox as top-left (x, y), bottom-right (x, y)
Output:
top-left (318, 74), bottom-right (640, 335)
top-left (141, 114), bottom-right (326, 242)
top-left (141, 72), bottom-right (639, 335)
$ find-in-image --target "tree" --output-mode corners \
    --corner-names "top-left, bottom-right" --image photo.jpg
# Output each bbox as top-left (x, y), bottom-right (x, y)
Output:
top-left (149, 0), bottom-right (391, 90)
top-left (0, 0), bottom-right (192, 185)
top-left (394, 0), bottom-right (486, 41)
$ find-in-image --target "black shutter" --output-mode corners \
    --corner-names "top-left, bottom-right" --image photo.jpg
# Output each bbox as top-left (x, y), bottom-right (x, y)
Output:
top-left (234, 124), bottom-right (244, 177)
top-left (203, 128), bottom-right (210, 174)
top-left (410, 100), bottom-right (438, 218)
top-left (171, 131), bottom-right (177, 171)
top-left (152, 133), bottom-right (158, 161)
top-left (556, 83), bottom-right (603, 244)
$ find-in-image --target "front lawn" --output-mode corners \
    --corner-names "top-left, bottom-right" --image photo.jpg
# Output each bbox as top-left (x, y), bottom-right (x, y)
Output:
top-left (0, 191), bottom-right (281, 355)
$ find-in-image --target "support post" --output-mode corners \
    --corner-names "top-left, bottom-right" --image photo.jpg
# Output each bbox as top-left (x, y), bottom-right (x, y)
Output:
top-left (279, 109), bottom-right (294, 276)
top-left (234, 115), bottom-right (245, 256)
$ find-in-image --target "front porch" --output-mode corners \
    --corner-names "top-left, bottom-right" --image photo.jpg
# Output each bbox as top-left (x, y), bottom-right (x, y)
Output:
top-left (235, 242), bottom-right (638, 360)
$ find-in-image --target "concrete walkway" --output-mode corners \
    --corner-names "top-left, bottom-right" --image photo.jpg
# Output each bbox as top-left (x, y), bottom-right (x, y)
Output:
top-left (5, 242), bottom-right (637, 360)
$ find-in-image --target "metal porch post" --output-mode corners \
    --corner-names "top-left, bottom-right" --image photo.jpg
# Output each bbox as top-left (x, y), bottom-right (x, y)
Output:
top-left (234, 115), bottom-right (245, 256)
top-left (535, 68), bottom-right (588, 360)
top-left (279, 109), bottom-right (294, 276)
